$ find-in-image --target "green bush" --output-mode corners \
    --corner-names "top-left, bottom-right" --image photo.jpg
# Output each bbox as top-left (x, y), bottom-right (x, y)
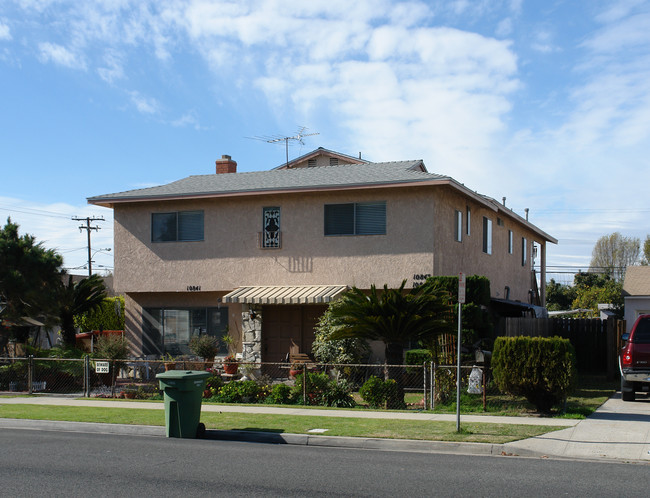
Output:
top-left (311, 304), bottom-right (370, 364)
top-left (492, 336), bottom-right (577, 413)
top-left (359, 376), bottom-right (405, 409)
top-left (215, 380), bottom-right (263, 403)
top-left (291, 371), bottom-right (356, 407)
top-left (320, 378), bottom-right (356, 408)
top-left (74, 296), bottom-right (125, 332)
top-left (265, 383), bottom-right (293, 404)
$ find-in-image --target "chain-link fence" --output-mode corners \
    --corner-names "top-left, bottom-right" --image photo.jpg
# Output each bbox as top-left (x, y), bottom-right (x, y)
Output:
top-left (1, 356), bottom-right (504, 412)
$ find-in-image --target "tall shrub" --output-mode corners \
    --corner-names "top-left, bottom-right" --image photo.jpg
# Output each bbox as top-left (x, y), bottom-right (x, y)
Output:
top-left (492, 336), bottom-right (576, 413)
top-left (75, 296), bottom-right (125, 332)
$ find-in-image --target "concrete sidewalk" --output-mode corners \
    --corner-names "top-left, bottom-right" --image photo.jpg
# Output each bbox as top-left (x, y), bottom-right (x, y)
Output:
top-left (1, 394), bottom-right (649, 463)
top-left (504, 393), bottom-right (650, 463)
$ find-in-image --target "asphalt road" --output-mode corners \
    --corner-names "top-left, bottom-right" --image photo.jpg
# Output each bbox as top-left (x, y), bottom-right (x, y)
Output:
top-left (1, 428), bottom-right (648, 497)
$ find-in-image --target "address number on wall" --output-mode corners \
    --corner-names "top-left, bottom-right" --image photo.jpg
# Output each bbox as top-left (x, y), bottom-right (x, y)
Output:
top-left (187, 285), bottom-right (201, 291)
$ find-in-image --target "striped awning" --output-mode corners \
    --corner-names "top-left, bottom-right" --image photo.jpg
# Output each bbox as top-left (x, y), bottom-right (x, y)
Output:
top-left (222, 285), bottom-right (348, 305)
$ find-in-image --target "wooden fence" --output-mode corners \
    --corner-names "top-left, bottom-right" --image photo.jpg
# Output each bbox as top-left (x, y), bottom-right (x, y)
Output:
top-left (502, 317), bottom-right (622, 377)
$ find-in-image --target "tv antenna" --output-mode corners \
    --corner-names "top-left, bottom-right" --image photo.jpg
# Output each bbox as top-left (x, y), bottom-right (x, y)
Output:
top-left (248, 127), bottom-right (319, 167)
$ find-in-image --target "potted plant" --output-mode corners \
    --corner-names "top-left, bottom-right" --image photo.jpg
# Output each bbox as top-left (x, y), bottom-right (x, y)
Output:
top-left (188, 334), bottom-right (219, 369)
top-left (289, 363), bottom-right (304, 378)
top-left (123, 384), bottom-right (138, 399)
top-left (163, 353), bottom-right (177, 371)
top-left (222, 354), bottom-right (239, 375)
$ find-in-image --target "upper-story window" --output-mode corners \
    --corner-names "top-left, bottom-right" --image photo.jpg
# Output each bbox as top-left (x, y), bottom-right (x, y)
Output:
top-left (152, 210), bottom-right (204, 242)
top-left (324, 201), bottom-right (386, 236)
top-left (454, 210), bottom-right (463, 242)
top-left (262, 207), bottom-right (281, 249)
top-left (466, 206), bottom-right (471, 236)
top-left (482, 217), bottom-right (492, 254)
top-left (522, 237), bottom-right (527, 266)
top-left (508, 230), bottom-right (513, 254)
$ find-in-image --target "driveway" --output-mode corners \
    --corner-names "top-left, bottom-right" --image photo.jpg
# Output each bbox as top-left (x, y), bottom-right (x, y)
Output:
top-left (505, 392), bottom-right (650, 462)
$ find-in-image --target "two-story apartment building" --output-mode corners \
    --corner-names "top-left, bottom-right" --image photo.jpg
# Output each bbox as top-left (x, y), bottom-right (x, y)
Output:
top-left (88, 148), bottom-right (556, 362)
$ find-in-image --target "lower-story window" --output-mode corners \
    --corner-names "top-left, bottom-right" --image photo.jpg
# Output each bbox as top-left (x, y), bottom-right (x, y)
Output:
top-left (142, 307), bottom-right (228, 357)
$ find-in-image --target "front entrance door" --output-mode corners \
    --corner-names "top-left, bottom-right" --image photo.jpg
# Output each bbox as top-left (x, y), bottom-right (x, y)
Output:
top-left (262, 305), bottom-right (327, 362)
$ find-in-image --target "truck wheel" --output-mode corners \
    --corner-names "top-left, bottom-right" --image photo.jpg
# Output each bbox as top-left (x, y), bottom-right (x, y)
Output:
top-left (621, 378), bottom-right (636, 402)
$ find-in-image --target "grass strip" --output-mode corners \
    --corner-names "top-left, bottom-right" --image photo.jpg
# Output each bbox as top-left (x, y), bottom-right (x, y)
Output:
top-left (0, 403), bottom-right (562, 444)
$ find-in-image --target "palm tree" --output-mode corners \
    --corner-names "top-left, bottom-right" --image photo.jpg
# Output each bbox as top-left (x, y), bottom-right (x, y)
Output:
top-left (328, 279), bottom-right (454, 369)
top-left (57, 274), bottom-right (107, 347)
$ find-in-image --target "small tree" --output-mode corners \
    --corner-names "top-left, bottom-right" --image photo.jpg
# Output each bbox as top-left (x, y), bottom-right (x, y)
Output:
top-left (57, 275), bottom-right (107, 347)
top-left (189, 334), bottom-right (219, 362)
top-left (312, 303), bottom-right (370, 364)
top-left (93, 333), bottom-right (129, 396)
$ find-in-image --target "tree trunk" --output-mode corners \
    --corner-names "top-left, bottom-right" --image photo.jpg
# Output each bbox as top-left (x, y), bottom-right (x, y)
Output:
top-left (60, 313), bottom-right (76, 347)
top-left (384, 342), bottom-right (406, 409)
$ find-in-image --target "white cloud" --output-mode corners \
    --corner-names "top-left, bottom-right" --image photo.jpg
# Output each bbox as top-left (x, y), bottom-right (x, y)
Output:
top-left (97, 50), bottom-right (125, 84)
top-left (0, 22), bottom-right (11, 40)
top-left (38, 42), bottom-right (86, 69)
top-left (496, 17), bottom-right (513, 37)
top-left (128, 90), bottom-right (160, 114)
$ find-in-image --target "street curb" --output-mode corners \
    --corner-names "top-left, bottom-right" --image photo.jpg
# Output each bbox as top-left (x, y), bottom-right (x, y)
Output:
top-left (0, 418), bottom-right (506, 455)
top-left (206, 428), bottom-right (506, 455)
top-left (0, 418), bottom-right (165, 437)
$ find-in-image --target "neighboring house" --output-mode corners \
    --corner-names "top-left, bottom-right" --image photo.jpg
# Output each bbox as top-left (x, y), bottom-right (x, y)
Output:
top-left (622, 266), bottom-right (650, 331)
top-left (88, 147), bottom-right (557, 361)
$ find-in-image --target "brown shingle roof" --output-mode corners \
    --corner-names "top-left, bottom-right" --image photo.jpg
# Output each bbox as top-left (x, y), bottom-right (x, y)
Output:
top-left (623, 266), bottom-right (650, 296)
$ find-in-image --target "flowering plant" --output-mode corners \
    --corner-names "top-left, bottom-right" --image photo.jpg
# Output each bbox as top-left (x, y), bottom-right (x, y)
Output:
top-left (223, 354), bottom-right (237, 365)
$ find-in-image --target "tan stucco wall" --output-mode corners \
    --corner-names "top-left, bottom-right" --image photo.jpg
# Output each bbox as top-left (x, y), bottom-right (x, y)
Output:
top-left (113, 184), bottom-right (548, 307)
top-left (114, 188), bottom-right (436, 293)
top-left (432, 186), bottom-right (547, 301)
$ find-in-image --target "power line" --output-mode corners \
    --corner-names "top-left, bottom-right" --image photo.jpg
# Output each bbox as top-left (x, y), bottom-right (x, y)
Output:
top-left (0, 203), bottom-right (74, 220)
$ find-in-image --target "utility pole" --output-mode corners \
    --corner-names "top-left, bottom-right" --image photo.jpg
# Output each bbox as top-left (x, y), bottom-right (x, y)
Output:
top-left (72, 216), bottom-right (104, 276)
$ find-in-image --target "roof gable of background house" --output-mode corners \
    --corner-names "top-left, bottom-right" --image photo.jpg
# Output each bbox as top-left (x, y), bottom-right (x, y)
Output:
top-left (623, 266), bottom-right (650, 297)
top-left (274, 147), bottom-right (370, 169)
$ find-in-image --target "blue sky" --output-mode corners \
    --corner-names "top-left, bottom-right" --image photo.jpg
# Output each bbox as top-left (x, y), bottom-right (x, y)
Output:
top-left (1, 0), bottom-right (649, 283)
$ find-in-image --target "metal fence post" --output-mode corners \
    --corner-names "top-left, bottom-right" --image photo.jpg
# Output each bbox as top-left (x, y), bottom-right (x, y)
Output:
top-left (431, 362), bottom-right (436, 411)
top-left (423, 362), bottom-right (427, 411)
top-left (28, 355), bottom-right (33, 394)
top-left (482, 367), bottom-right (486, 412)
top-left (84, 356), bottom-right (90, 397)
top-left (302, 363), bottom-right (307, 405)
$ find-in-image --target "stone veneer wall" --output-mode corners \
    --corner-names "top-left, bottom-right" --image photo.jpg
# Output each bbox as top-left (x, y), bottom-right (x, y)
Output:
top-left (241, 309), bottom-right (262, 363)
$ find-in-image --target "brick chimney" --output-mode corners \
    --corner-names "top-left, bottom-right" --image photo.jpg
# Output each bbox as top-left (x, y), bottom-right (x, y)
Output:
top-left (216, 154), bottom-right (237, 174)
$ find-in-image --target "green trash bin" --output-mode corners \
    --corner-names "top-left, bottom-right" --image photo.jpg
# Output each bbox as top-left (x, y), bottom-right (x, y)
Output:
top-left (156, 370), bottom-right (211, 438)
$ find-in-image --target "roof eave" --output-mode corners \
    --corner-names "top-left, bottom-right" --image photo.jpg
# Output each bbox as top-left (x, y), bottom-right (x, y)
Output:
top-left (87, 178), bottom-right (450, 208)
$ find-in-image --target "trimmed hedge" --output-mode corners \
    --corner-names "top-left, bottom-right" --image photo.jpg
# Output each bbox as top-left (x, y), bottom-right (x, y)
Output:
top-left (492, 336), bottom-right (576, 413)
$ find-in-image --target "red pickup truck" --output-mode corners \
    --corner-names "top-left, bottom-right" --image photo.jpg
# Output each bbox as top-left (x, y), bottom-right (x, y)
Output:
top-left (620, 314), bottom-right (650, 401)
